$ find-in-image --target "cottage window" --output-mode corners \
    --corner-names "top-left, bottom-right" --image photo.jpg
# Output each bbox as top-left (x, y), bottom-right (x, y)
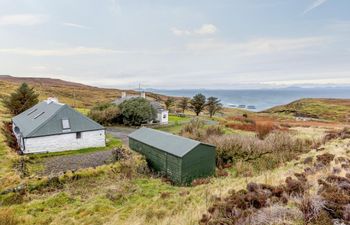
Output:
top-left (76, 132), bottom-right (81, 139)
top-left (27, 108), bottom-right (38, 116)
top-left (34, 112), bottom-right (45, 119)
top-left (62, 119), bottom-right (70, 129)
top-left (163, 114), bottom-right (167, 119)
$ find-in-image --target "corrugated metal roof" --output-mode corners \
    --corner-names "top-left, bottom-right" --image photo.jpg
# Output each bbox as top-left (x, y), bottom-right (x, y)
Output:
top-left (128, 127), bottom-right (202, 157)
top-left (12, 100), bottom-right (104, 137)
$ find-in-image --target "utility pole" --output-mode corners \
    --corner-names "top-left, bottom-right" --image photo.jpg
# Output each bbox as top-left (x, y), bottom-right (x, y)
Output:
top-left (73, 89), bottom-right (76, 108)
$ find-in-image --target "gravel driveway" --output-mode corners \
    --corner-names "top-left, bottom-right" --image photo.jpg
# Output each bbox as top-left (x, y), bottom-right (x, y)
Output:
top-left (107, 126), bottom-right (136, 144)
top-left (40, 150), bottom-right (116, 176)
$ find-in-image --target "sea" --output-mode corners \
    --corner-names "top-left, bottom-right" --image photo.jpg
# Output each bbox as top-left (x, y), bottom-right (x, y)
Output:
top-left (150, 87), bottom-right (350, 112)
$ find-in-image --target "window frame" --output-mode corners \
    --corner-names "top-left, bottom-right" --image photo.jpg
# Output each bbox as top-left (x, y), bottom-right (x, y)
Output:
top-left (62, 119), bottom-right (70, 129)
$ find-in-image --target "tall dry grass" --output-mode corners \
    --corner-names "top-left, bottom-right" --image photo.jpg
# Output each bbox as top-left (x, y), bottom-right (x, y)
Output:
top-left (207, 131), bottom-right (306, 171)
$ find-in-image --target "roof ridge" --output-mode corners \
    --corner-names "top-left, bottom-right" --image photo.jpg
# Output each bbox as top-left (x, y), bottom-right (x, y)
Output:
top-left (26, 104), bottom-right (67, 137)
top-left (142, 127), bottom-right (200, 143)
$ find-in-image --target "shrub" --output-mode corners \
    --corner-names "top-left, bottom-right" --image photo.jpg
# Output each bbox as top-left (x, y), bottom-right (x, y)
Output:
top-left (255, 121), bottom-right (274, 139)
top-left (119, 98), bottom-right (156, 125)
top-left (2, 82), bottom-right (39, 115)
top-left (88, 105), bottom-right (120, 126)
top-left (205, 125), bottom-right (224, 137)
top-left (294, 195), bottom-right (326, 223)
top-left (207, 132), bottom-right (306, 169)
top-left (1, 122), bottom-right (19, 151)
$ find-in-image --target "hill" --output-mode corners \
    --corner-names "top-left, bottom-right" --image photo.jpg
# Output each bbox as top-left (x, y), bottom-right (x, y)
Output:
top-left (0, 75), bottom-right (168, 108)
top-left (263, 98), bottom-right (350, 122)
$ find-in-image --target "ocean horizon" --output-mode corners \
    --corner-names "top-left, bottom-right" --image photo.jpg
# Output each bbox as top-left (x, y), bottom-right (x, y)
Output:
top-left (150, 87), bottom-right (350, 111)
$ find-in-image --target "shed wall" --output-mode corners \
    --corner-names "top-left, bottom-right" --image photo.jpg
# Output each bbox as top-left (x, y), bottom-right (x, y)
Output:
top-left (181, 144), bottom-right (216, 184)
top-left (129, 138), bottom-right (182, 183)
top-left (23, 130), bottom-right (105, 154)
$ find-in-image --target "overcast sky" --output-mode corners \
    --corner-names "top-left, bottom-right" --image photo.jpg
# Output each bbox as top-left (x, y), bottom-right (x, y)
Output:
top-left (0, 0), bottom-right (349, 89)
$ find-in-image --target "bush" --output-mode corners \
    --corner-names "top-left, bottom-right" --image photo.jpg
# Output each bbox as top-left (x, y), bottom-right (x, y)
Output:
top-left (119, 98), bottom-right (156, 126)
top-left (88, 105), bottom-right (120, 126)
top-left (255, 121), bottom-right (274, 139)
top-left (207, 132), bottom-right (306, 169)
top-left (1, 122), bottom-right (19, 151)
top-left (2, 83), bottom-right (39, 115)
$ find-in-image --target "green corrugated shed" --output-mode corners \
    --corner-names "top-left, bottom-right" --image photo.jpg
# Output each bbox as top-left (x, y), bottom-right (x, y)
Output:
top-left (128, 127), bottom-right (216, 184)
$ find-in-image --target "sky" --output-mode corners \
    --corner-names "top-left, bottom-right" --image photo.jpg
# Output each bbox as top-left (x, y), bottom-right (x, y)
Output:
top-left (0, 0), bottom-right (350, 89)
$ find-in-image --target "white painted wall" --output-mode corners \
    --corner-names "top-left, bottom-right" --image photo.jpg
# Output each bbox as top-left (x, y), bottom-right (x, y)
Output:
top-left (23, 130), bottom-right (106, 154)
top-left (157, 110), bottom-right (168, 124)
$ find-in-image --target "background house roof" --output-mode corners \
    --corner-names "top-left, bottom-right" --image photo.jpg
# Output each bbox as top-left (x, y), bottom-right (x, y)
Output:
top-left (13, 100), bottom-right (104, 137)
top-left (128, 127), bottom-right (208, 157)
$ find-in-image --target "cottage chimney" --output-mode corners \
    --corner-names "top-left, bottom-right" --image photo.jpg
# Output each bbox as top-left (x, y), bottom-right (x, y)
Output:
top-left (121, 91), bottom-right (126, 98)
top-left (140, 91), bottom-right (146, 99)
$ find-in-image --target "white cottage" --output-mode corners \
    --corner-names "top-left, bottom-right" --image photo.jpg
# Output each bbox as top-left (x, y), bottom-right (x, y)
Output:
top-left (113, 91), bottom-right (169, 124)
top-left (12, 98), bottom-right (106, 154)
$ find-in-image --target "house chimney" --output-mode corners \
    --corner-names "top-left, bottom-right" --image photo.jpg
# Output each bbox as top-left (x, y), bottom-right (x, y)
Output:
top-left (121, 91), bottom-right (126, 98)
top-left (140, 91), bottom-right (146, 99)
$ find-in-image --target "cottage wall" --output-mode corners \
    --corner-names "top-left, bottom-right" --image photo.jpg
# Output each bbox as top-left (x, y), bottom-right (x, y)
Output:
top-left (23, 129), bottom-right (105, 154)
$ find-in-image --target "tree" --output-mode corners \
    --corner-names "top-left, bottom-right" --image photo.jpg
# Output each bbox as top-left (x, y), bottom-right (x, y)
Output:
top-left (190, 93), bottom-right (206, 116)
top-left (88, 103), bottom-right (121, 126)
top-left (164, 98), bottom-right (175, 111)
top-left (206, 97), bottom-right (223, 118)
top-left (119, 97), bottom-right (156, 125)
top-left (2, 83), bottom-right (39, 115)
top-left (178, 97), bottom-right (189, 113)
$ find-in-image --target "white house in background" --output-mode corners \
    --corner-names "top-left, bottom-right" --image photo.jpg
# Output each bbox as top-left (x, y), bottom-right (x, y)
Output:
top-left (12, 98), bottom-right (106, 154)
top-left (113, 91), bottom-right (169, 124)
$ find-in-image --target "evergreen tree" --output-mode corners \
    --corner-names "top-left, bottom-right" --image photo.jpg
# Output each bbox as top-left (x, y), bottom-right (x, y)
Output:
top-left (164, 98), bottom-right (175, 111)
top-left (119, 97), bottom-right (156, 125)
top-left (2, 83), bottom-right (39, 115)
top-left (178, 97), bottom-right (189, 113)
top-left (190, 93), bottom-right (206, 116)
top-left (207, 96), bottom-right (223, 118)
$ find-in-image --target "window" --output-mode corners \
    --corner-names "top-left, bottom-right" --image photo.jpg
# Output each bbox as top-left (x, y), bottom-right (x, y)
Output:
top-left (163, 114), bottom-right (167, 119)
top-left (62, 119), bottom-right (70, 129)
top-left (34, 112), bottom-right (45, 119)
top-left (27, 108), bottom-right (38, 116)
top-left (76, 132), bottom-right (81, 139)
top-left (14, 126), bottom-right (20, 134)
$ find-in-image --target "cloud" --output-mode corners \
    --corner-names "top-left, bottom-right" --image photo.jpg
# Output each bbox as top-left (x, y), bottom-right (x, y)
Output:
top-left (171, 27), bottom-right (191, 36)
top-left (303, 0), bottom-right (328, 14)
top-left (171, 24), bottom-right (217, 36)
top-left (0, 47), bottom-right (125, 56)
top-left (62, 22), bottom-right (91, 29)
top-left (194, 24), bottom-right (217, 35)
top-left (0, 14), bottom-right (47, 26)
top-left (186, 36), bottom-right (330, 55)
top-left (110, 0), bottom-right (121, 14)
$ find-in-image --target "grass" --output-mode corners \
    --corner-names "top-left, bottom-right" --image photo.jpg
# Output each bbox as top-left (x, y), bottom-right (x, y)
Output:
top-left (0, 103), bottom-right (21, 192)
top-left (265, 98), bottom-right (350, 122)
top-left (1, 131), bottom-right (348, 225)
top-left (168, 115), bottom-right (191, 123)
top-left (1, 81), bottom-right (350, 224)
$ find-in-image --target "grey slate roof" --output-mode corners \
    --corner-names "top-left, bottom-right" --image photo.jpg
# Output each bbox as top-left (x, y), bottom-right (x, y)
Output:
top-left (128, 127), bottom-right (204, 157)
top-left (12, 100), bottom-right (104, 138)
